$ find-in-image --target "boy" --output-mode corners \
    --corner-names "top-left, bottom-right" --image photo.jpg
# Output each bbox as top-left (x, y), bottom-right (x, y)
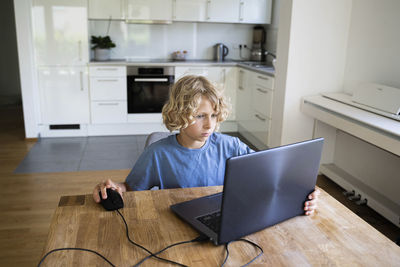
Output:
top-left (93, 75), bottom-right (319, 215)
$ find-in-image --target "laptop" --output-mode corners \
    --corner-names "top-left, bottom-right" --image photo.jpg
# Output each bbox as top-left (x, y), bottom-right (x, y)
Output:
top-left (170, 138), bottom-right (324, 245)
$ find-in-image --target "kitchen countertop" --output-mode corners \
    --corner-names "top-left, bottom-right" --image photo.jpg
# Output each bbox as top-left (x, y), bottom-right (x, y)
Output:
top-left (88, 59), bottom-right (275, 77)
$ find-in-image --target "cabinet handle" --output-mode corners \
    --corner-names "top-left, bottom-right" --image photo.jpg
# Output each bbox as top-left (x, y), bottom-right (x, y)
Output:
top-left (257, 88), bottom-right (268, 94)
top-left (255, 114), bottom-right (266, 121)
top-left (98, 103), bottom-right (119, 106)
top-left (97, 68), bottom-right (118, 71)
top-left (78, 41), bottom-right (82, 61)
top-left (257, 75), bottom-right (269, 81)
top-left (97, 79), bottom-right (119, 82)
top-left (239, 1), bottom-right (244, 21)
top-left (207, 0), bottom-right (211, 19)
top-left (172, 0), bottom-right (176, 19)
top-left (80, 71), bottom-right (83, 91)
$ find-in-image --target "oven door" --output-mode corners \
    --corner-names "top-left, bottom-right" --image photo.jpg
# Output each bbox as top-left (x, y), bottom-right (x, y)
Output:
top-left (127, 75), bottom-right (174, 113)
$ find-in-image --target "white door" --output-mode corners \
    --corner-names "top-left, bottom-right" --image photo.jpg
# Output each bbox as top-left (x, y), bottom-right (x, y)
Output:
top-left (32, 0), bottom-right (89, 66)
top-left (38, 67), bottom-right (90, 124)
top-left (88, 0), bottom-right (124, 20)
top-left (207, 0), bottom-right (240, 23)
top-left (173, 0), bottom-right (207, 21)
top-left (239, 0), bottom-right (271, 24)
top-left (125, 0), bottom-right (172, 21)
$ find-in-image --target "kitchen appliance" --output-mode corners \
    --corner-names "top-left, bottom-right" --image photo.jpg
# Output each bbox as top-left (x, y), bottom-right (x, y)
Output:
top-left (127, 66), bottom-right (174, 113)
top-left (214, 43), bottom-right (229, 61)
top-left (250, 26), bottom-right (266, 62)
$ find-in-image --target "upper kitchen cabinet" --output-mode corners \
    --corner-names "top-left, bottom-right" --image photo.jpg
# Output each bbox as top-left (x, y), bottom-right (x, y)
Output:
top-left (32, 0), bottom-right (89, 66)
top-left (88, 0), bottom-right (124, 20)
top-left (173, 0), bottom-right (208, 22)
top-left (207, 0), bottom-right (240, 23)
top-left (239, 0), bottom-right (272, 24)
top-left (125, 0), bottom-right (173, 22)
top-left (172, 0), bottom-right (271, 24)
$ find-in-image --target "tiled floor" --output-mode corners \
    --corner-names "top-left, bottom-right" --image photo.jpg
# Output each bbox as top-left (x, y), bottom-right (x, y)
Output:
top-left (14, 133), bottom-right (252, 174)
top-left (14, 135), bottom-right (147, 173)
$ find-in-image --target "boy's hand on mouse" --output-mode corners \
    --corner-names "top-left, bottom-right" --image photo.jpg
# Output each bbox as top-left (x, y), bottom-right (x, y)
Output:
top-left (93, 179), bottom-right (123, 203)
top-left (304, 188), bottom-right (320, 216)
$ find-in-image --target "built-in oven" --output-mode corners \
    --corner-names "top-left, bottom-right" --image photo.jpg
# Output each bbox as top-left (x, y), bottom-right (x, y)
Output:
top-left (127, 66), bottom-right (174, 114)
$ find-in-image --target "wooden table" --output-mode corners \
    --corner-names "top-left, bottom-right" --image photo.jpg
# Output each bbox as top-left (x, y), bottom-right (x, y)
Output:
top-left (40, 186), bottom-right (400, 266)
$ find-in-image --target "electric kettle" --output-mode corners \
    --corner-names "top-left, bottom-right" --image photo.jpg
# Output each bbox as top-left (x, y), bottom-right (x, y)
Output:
top-left (214, 43), bottom-right (229, 61)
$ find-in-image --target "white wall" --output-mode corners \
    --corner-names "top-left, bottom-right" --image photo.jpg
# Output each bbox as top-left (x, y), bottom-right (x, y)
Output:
top-left (270, 0), bottom-right (352, 146)
top-left (343, 0), bottom-right (400, 93)
top-left (14, 0), bottom-right (41, 138)
top-left (89, 21), bottom-right (255, 61)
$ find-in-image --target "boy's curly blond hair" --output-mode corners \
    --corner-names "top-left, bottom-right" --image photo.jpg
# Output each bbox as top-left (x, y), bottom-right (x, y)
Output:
top-left (162, 75), bottom-right (231, 132)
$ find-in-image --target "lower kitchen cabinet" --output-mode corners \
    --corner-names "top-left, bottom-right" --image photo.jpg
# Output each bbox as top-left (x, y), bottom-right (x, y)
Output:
top-left (38, 66), bottom-right (90, 124)
top-left (89, 66), bottom-right (127, 124)
top-left (237, 67), bottom-right (274, 148)
top-left (91, 101), bottom-right (127, 124)
top-left (236, 68), bottom-right (252, 128)
top-left (248, 111), bottom-right (270, 146)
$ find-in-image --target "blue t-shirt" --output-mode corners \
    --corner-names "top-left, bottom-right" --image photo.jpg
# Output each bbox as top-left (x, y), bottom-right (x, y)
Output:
top-left (125, 132), bottom-right (254, 190)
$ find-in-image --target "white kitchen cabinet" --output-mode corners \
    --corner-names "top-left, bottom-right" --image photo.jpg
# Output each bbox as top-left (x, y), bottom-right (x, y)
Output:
top-left (125, 0), bottom-right (172, 22)
top-left (222, 67), bottom-right (237, 120)
top-left (90, 77), bottom-right (127, 101)
top-left (38, 67), bottom-right (90, 124)
top-left (249, 72), bottom-right (273, 147)
top-left (237, 68), bottom-right (274, 147)
top-left (252, 73), bottom-right (274, 118)
top-left (207, 0), bottom-right (240, 23)
top-left (91, 101), bottom-right (127, 124)
top-left (89, 66), bottom-right (127, 124)
top-left (249, 110), bottom-right (270, 145)
top-left (172, 0), bottom-right (270, 23)
top-left (174, 66), bottom-right (236, 120)
top-left (173, 0), bottom-right (208, 21)
top-left (32, 0), bottom-right (88, 66)
top-left (239, 0), bottom-right (272, 24)
top-left (88, 0), bottom-right (124, 20)
top-left (236, 68), bottom-right (252, 129)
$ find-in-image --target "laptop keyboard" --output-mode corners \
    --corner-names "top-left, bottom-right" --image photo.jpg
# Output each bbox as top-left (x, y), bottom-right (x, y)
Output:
top-left (197, 211), bottom-right (221, 233)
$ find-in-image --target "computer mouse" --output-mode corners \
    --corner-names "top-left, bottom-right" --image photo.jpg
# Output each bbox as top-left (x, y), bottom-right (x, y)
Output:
top-left (99, 188), bottom-right (124, 211)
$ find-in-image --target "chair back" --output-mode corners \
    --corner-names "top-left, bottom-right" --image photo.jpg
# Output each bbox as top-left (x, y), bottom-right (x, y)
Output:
top-left (144, 132), bottom-right (174, 148)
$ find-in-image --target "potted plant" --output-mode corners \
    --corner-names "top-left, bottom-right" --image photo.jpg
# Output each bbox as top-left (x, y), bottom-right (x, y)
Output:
top-left (91, 35), bottom-right (116, 61)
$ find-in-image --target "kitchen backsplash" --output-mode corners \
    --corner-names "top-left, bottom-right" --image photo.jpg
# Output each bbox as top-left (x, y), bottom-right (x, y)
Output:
top-left (89, 21), bottom-right (256, 61)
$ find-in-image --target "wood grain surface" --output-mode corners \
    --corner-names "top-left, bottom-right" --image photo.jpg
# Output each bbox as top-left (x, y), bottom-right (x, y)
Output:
top-left (40, 186), bottom-right (400, 267)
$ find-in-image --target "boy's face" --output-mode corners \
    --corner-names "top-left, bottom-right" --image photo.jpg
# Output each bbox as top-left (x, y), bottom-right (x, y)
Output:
top-left (178, 96), bottom-right (218, 149)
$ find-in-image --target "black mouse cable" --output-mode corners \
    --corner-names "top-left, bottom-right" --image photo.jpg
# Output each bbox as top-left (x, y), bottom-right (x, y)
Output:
top-left (37, 247), bottom-right (115, 267)
top-left (221, 238), bottom-right (264, 267)
top-left (133, 235), bottom-right (209, 266)
top-left (116, 209), bottom-right (192, 266)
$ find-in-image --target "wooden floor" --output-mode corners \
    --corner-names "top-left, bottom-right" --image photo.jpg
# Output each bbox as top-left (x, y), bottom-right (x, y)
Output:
top-left (0, 105), bottom-right (398, 266)
top-left (0, 106), bottom-right (130, 266)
